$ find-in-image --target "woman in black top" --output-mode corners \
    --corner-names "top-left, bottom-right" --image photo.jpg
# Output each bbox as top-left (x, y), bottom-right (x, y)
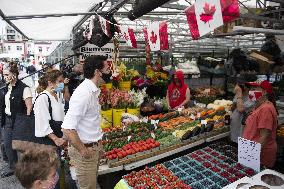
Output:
top-left (1, 62), bottom-right (32, 177)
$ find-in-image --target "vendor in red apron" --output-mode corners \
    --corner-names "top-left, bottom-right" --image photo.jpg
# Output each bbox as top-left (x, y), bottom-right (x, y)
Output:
top-left (166, 70), bottom-right (190, 110)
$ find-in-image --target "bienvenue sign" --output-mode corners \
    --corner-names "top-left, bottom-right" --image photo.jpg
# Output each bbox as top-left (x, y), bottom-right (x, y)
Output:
top-left (79, 43), bottom-right (114, 62)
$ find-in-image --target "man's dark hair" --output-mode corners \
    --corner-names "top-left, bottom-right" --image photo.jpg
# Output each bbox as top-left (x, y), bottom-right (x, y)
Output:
top-left (83, 55), bottom-right (107, 79)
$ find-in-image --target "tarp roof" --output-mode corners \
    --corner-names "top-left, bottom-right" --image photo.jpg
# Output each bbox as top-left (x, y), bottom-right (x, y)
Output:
top-left (0, 0), bottom-right (104, 40)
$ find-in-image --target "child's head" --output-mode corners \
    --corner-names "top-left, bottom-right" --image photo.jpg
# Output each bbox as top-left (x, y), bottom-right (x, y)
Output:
top-left (15, 148), bottom-right (60, 189)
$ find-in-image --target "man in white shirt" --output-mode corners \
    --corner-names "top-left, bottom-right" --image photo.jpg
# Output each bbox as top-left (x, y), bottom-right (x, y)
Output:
top-left (62, 55), bottom-right (111, 189)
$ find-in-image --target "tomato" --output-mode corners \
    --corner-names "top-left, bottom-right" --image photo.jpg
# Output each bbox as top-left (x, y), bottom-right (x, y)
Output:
top-left (117, 153), bottom-right (124, 159)
top-left (155, 142), bottom-right (160, 147)
top-left (126, 150), bottom-right (132, 155)
top-left (122, 146), bottom-right (128, 151)
top-left (140, 146), bottom-right (145, 151)
top-left (112, 154), bottom-right (117, 159)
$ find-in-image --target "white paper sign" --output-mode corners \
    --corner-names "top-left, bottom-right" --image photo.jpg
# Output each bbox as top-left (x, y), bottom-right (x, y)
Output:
top-left (190, 114), bottom-right (196, 120)
top-left (201, 120), bottom-right (207, 125)
top-left (127, 136), bottom-right (132, 142)
top-left (79, 43), bottom-right (114, 62)
top-left (151, 132), bottom-right (156, 139)
top-left (238, 137), bottom-right (261, 172)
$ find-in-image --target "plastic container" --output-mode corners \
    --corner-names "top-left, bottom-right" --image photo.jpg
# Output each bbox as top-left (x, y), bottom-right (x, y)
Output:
top-left (126, 108), bottom-right (140, 116)
top-left (101, 109), bottom-right (113, 129)
top-left (112, 108), bottom-right (126, 127)
top-left (119, 81), bottom-right (131, 91)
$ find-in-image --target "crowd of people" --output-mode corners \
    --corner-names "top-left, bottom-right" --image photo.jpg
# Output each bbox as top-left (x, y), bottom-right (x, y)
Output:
top-left (0, 55), bottom-right (110, 189)
top-left (0, 55), bottom-right (280, 189)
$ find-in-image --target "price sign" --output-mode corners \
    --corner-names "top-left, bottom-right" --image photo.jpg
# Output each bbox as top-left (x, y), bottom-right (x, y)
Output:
top-left (127, 136), bottom-right (132, 142)
top-left (238, 137), bottom-right (261, 172)
top-left (201, 120), bottom-right (207, 125)
top-left (190, 114), bottom-right (196, 120)
top-left (151, 132), bottom-right (156, 139)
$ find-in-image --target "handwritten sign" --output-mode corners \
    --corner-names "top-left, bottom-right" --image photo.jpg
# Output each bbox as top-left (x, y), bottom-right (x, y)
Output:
top-left (238, 137), bottom-right (261, 172)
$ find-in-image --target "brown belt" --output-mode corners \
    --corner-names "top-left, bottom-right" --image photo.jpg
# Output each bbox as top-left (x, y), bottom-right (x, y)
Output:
top-left (84, 140), bottom-right (101, 147)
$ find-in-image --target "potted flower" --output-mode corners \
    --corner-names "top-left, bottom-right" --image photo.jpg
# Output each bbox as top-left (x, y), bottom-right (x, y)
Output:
top-left (114, 62), bottom-right (139, 91)
top-left (127, 88), bottom-right (147, 116)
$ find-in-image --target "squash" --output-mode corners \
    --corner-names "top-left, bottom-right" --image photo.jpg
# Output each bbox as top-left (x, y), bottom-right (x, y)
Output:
top-left (205, 124), bottom-right (214, 132)
top-left (200, 125), bottom-right (206, 134)
top-left (192, 126), bottom-right (201, 136)
top-left (181, 130), bottom-right (193, 140)
top-left (217, 106), bottom-right (225, 111)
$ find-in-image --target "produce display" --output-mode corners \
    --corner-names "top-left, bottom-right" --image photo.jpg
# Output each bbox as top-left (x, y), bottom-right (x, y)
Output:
top-left (102, 106), bottom-right (230, 167)
top-left (123, 164), bottom-right (191, 189)
top-left (105, 138), bottom-right (160, 160)
top-left (192, 87), bottom-right (225, 104)
top-left (119, 142), bottom-right (257, 189)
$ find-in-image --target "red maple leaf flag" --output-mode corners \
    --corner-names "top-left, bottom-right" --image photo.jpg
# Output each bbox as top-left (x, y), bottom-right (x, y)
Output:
top-left (145, 21), bottom-right (169, 51)
top-left (185, 0), bottom-right (239, 40)
top-left (200, 3), bottom-right (216, 24)
top-left (120, 26), bottom-right (137, 48)
top-left (147, 22), bottom-right (160, 51)
top-left (159, 21), bottom-right (169, 50)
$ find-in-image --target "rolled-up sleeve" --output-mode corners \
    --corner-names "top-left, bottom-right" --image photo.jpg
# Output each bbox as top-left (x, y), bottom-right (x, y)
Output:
top-left (34, 94), bottom-right (53, 137)
top-left (61, 93), bottom-right (89, 130)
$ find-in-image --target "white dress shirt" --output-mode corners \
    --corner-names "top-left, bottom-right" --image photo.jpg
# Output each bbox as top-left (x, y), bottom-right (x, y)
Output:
top-left (5, 85), bottom-right (32, 115)
top-left (61, 79), bottom-right (103, 143)
top-left (34, 90), bottom-right (65, 137)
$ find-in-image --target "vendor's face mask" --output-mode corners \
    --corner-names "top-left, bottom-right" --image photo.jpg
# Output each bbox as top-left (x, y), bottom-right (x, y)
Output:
top-left (248, 90), bottom-right (263, 102)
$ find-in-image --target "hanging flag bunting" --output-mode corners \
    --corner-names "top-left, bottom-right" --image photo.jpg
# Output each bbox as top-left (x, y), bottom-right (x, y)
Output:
top-left (143, 28), bottom-right (151, 65)
top-left (185, 0), bottom-right (239, 40)
top-left (147, 21), bottom-right (160, 51)
top-left (221, 0), bottom-right (240, 23)
top-left (144, 21), bottom-right (169, 51)
top-left (159, 21), bottom-right (169, 51)
top-left (99, 16), bottom-right (110, 37)
top-left (120, 26), bottom-right (137, 48)
top-left (85, 16), bottom-right (94, 41)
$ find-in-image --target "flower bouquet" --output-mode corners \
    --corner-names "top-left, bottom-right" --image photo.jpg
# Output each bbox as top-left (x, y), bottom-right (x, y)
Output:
top-left (127, 88), bottom-right (147, 116)
top-left (110, 89), bottom-right (131, 127)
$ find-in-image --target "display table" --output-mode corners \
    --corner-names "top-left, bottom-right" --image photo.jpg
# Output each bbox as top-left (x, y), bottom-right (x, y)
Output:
top-left (124, 139), bottom-right (205, 170)
top-left (116, 142), bottom-right (258, 189)
top-left (206, 132), bottom-right (230, 143)
top-left (97, 130), bottom-right (231, 175)
top-left (98, 164), bottom-right (123, 175)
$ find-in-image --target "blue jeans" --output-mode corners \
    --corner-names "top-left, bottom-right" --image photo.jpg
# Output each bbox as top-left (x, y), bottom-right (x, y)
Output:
top-left (2, 116), bottom-right (18, 169)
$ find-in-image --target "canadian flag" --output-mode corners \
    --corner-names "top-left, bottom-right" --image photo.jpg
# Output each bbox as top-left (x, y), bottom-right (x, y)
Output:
top-left (144, 21), bottom-right (169, 51)
top-left (120, 26), bottom-right (137, 48)
top-left (185, 0), bottom-right (239, 40)
top-left (99, 16), bottom-right (110, 37)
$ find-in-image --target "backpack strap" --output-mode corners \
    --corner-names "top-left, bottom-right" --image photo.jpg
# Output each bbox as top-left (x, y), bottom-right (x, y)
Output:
top-left (33, 93), bottom-right (53, 120)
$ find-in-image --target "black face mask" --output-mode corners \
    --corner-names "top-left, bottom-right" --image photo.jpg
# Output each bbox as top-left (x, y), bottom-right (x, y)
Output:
top-left (101, 72), bottom-right (112, 83)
